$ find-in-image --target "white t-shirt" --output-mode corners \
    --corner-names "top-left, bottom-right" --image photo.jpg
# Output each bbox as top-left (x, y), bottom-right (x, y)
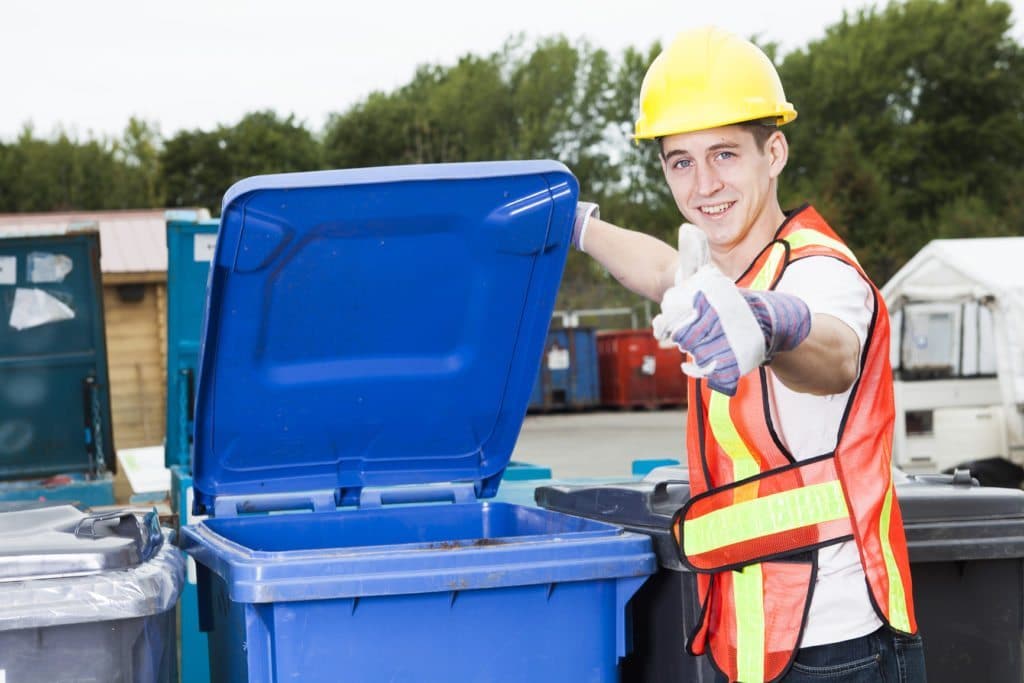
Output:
top-left (768, 256), bottom-right (884, 647)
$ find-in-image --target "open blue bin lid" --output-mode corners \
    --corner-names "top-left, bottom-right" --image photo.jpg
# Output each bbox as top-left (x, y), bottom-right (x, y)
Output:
top-left (192, 161), bottom-right (577, 513)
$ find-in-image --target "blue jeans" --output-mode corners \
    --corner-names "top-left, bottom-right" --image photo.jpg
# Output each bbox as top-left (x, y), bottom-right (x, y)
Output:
top-left (714, 626), bottom-right (927, 682)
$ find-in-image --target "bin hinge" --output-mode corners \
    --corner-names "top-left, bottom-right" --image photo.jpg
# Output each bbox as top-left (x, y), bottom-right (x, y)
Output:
top-left (359, 482), bottom-right (476, 508)
top-left (213, 489), bottom-right (337, 517)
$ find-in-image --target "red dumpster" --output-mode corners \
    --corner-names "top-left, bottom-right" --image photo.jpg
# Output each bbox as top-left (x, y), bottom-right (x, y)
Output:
top-left (597, 330), bottom-right (686, 409)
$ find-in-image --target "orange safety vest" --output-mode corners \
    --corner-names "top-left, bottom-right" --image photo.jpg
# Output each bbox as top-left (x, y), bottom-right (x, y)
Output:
top-left (671, 205), bottom-right (917, 683)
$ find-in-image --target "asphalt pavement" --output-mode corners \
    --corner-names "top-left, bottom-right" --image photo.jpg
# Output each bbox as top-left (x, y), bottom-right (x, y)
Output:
top-left (510, 408), bottom-right (688, 478)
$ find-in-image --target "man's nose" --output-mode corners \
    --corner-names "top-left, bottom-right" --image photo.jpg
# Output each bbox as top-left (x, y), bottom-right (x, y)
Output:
top-left (694, 162), bottom-right (724, 196)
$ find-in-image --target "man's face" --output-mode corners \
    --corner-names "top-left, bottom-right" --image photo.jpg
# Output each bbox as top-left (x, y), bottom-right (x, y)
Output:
top-left (660, 124), bottom-right (786, 254)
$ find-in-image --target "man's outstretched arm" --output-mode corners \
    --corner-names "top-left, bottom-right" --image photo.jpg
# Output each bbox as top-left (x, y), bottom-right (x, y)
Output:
top-left (573, 205), bottom-right (679, 303)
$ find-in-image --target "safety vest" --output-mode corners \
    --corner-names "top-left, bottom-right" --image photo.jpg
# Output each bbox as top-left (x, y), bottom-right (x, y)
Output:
top-left (671, 205), bottom-right (917, 683)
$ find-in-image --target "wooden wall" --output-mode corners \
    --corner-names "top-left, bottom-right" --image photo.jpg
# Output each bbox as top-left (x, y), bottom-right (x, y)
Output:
top-left (102, 278), bottom-right (167, 450)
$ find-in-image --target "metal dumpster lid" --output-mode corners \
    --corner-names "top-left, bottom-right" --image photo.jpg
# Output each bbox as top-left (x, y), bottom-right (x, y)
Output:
top-left (192, 161), bottom-right (577, 512)
top-left (0, 505), bottom-right (163, 581)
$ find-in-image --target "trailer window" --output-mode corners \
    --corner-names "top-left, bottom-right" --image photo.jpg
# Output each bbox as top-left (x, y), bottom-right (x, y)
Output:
top-left (896, 300), bottom-right (997, 380)
top-left (905, 410), bottom-right (934, 436)
top-left (900, 305), bottom-right (958, 379)
top-left (977, 303), bottom-right (997, 375)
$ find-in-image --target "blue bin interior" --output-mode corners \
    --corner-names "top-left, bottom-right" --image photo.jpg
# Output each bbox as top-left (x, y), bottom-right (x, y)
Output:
top-left (202, 502), bottom-right (615, 553)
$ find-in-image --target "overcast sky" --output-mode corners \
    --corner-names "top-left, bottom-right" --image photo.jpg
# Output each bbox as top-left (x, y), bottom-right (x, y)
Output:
top-left (4, 0), bottom-right (1024, 141)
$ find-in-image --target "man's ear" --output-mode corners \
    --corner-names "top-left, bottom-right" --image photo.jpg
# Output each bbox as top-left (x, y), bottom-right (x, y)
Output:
top-left (766, 131), bottom-right (789, 180)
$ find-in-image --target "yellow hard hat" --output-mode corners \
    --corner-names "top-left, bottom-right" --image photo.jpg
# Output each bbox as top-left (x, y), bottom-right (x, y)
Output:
top-left (634, 26), bottom-right (797, 140)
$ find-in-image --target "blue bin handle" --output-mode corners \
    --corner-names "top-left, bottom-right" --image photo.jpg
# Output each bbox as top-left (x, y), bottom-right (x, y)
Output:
top-left (359, 482), bottom-right (477, 508)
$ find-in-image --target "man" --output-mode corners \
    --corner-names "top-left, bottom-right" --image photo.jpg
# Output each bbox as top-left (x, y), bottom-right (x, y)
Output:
top-left (572, 27), bottom-right (926, 683)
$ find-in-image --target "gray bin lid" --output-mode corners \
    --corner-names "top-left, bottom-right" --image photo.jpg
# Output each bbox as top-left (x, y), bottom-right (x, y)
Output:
top-left (0, 505), bottom-right (163, 581)
top-left (535, 467), bottom-right (1024, 567)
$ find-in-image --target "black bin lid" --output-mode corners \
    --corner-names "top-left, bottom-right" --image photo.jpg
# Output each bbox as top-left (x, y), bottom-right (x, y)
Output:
top-left (535, 473), bottom-right (692, 570)
top-left (537, 467), bottom-right (1024, 567)
top-left (897, 471), bottom-right (1024, 562)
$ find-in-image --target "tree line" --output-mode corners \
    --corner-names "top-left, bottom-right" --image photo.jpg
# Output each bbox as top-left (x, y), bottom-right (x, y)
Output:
top-left (1, 0), bottom-right (1021, 312)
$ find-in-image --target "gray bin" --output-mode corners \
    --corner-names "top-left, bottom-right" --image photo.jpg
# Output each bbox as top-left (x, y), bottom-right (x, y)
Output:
top-left (0, 506), bottom-right (185, 683)
top-left (536, 467), bottom-right (1024, 683)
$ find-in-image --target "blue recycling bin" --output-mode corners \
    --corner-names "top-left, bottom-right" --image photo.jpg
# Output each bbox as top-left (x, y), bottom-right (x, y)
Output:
top-left (180, 161), bottom-right (655, 682)
top-left (529, 326), bottom-right (600, 411)
top-left (0, 228), bottom-right (115, 505)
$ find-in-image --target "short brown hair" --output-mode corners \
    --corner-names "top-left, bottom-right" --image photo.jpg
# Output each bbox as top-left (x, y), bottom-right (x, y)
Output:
top-left (739, 118), bottom-right (780, 152)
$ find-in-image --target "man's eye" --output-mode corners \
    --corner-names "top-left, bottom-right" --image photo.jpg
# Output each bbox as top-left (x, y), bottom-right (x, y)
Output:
top-left (673, 159), bottom-right (692, 169)
top-left (716, 151), bottom-right (735, 161)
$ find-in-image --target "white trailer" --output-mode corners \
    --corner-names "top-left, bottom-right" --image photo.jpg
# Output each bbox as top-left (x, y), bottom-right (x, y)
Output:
top-left (881, 237), bottom-right (1024, 477)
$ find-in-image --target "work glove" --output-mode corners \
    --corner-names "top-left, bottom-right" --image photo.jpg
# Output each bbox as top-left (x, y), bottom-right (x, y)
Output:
top-left (652, 225), bottom-right (812, 395)
top-left (572, 202), bottom-right (600, 252)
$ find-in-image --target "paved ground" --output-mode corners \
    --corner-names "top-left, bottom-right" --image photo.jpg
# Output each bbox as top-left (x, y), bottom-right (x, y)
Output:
top-left (510, 408), bottom-right (688, 478)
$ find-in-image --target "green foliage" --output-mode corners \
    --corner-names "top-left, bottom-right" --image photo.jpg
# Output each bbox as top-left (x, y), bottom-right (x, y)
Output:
top-left (779, 0), bottom-right (1024, 281)
top-left (159, 128), bottom-right (229, 211)
top-left (0, 125), bottom-right (122, 211)
top-left (5, 1), bottom-right (1024, 309)
top-left (0, 119), bottom-right (161, 212)
top-left (162, 111), bottom-right (322, 211)
top-left (114, 118), bottom-right (164, 208)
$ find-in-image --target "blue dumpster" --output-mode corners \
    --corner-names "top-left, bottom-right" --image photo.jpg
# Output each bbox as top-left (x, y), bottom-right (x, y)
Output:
top-left (165, 213), bottom-right (218, 472)
top-left (180, 161), bottom-right (655, 683)
top-left (165, 212), bottom-right (217, 683)
top-left (0, 226), bottom-right (115, 505)
top-left (169, 467), bottom-right (208, 683)
top-left (529, 326), bottom-right (600, 411)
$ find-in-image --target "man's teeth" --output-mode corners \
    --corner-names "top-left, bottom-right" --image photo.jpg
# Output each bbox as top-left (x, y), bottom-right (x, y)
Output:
top-left (701, 203), bottom-right (732, 215)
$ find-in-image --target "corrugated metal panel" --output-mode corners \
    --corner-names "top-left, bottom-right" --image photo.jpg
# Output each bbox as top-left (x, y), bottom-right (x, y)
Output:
top-left (0, 209), bottom-right (209, 275)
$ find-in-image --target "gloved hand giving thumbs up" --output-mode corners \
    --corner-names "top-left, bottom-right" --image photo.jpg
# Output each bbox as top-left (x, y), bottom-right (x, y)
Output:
top-left (652, 224), bottom-right (812, 396)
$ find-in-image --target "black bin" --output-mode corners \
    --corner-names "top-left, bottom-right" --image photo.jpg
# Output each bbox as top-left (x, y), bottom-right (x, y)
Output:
top-left (536, 467), bottom-right (1024, 683)
top-left (536, 475), bottom-right (715, 682)
top-left (899, 471), bottom-right (1024, 681)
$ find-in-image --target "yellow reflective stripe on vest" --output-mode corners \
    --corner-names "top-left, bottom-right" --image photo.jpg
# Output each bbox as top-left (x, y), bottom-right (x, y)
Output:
top-left (734, 564), bottom-right (765, 682)
top-left (684, 480), bottom-right (849, 556)
top-left (748, 242), bottom-right (786, 292)
top-left (708, 392), bottom-right (761, 488)
top-left (785, 229), bottom-right (860, 265)
top-left (879, 473), bottom-right (912, 632)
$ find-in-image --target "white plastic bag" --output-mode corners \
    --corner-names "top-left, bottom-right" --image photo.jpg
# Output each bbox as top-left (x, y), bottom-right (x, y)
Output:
top-left (8, 288), bottom-right (75, 330)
